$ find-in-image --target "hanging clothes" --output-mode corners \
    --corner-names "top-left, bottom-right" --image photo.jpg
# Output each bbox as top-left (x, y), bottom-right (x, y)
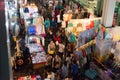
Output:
top-left (27, 25), bottom-right (36, 35)
top-left (44, 19), bottom-right (50, 28)
top-left (94, 20), bottom-right (99, 31)
top-left (82, 49), bottom-right (87, 58)
top-left (68, 22), bottom-right (73, 27)
top-left (69, 33), bottom-right (76, 43)
top-left (35, 25), bottom-right (42, 35)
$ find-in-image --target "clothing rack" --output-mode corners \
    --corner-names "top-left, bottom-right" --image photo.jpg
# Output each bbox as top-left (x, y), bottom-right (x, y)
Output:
top-left (92, 58), bottom-right (116, 80)
top-left (77, 39), bottom-right (95, 50)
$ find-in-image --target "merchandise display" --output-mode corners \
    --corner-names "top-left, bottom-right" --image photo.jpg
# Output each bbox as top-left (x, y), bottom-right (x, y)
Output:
top-left (75, 22), bottom-right (120, 80)
top-left (7, 1), bottom-right (47, 69)
top-left (18, 75), bottom-right (41, 80)
top-left (64, 18), bottom-right (101, 37)
top-left (25, 18), bottom-right (46, 65)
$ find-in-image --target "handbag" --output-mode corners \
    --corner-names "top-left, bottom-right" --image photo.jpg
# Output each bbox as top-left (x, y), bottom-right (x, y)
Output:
top-left (48, 50), bottom-right (55, 54)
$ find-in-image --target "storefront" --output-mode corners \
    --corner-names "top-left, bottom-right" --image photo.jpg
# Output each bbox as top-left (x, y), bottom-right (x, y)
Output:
top-left (113, 1), bottom-right (120, 26)
top-left (75, 0), bottom-right (103, 17)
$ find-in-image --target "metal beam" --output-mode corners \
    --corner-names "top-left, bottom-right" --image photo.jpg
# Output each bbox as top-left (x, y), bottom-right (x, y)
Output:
top-left (0, 0), bottom-right (13, 80)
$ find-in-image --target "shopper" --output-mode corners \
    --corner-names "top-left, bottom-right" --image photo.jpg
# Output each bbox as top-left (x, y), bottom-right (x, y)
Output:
top-left (61, 61), bottom-right (68, 79)
top-left (18, 36), bottom-right (26, 51)
top-left (46, 69), bottom-right (55, 80)
top-left (45, 54), bottom-right (53, 70)
top-left (46, 28), bottom-right (54, 41)
top-left (66, 43), bottom-right (73, 57)
top-left (71, 60), bottom-right (79, 80)
top-left (52, 54), bottom-right (61, 73)
top-left (48, 40), bottom-right (56, 56)
top-left (44, 17), bottom-right (50, 31)
top-left (15, 53), bottom-right (25, 72)
top-left (50, 17), bottom-right (57, 34)
top-left (58, 42), bottom-right (65, 59)
top-left (60, 29), bottom-right (68, 44)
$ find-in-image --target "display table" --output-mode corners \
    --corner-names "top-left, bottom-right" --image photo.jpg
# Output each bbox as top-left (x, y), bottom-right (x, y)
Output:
top-left (92, 58), bottom-right (116, 80)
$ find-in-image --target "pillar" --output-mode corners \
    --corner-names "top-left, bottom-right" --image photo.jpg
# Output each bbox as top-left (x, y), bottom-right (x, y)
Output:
top-left (0, 0), bottom-right (13, 80)
top-left (96, 0), bottom-right (104, 17)
top-left (102, 0), bottom-right (116, 27)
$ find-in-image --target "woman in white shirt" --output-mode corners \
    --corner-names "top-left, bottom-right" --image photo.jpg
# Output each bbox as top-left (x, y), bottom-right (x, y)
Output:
top-left (58, 42), bottom-right (65, 59)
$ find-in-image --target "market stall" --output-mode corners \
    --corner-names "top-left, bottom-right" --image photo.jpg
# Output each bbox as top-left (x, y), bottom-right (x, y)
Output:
top-left (64, 18), bottom-right (101, 37)
top-left (19, 2), bottom-right (47, 69)
top-left (93, 26), bottom-right (120, 79)
top-left (75, 22), bottom-right (120, 80)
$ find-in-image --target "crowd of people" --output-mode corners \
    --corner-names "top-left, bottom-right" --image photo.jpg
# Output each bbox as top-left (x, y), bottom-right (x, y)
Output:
top-left (34, 1), bottom-right (79, 80)
top-left (10, 0), bottom-right (98, 80)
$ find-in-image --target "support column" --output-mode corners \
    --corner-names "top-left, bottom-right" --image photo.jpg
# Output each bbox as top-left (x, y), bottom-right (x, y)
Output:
top-left (102, 0), bottom-right (116, 27)
top-left (0, 0), bottom-right (13, 80)
top-left (96, 0), bottom-right (104, 17)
